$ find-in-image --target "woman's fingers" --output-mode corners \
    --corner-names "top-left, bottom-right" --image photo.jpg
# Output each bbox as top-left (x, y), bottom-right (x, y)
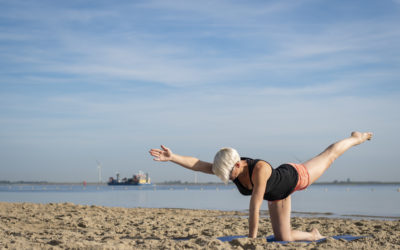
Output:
top-left (150, 151), bottom-right (162, 161)
top-left (149, 149), bottom-right (163, 159)
top-left (149, 149), bottom-right (159, 156)
top-left (149, 145), bottom-right (170, 162)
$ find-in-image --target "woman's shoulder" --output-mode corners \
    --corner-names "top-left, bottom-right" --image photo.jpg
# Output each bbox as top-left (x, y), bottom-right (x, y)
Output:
top-left (255, 159), bottom-right (272, 167)
top-left (254, 160), bottom-right (272, 172)
top-left (251, 160), bottom-right (272, 185)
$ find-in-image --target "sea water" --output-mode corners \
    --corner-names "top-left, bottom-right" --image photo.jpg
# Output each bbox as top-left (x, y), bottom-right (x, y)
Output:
top-left (0, 184), bottom-right (399, 219)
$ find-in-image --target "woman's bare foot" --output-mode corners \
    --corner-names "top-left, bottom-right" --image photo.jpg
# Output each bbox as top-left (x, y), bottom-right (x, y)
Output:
top-left (311, 228), bottom-right (324, 241)
top-left (351, 131), bottom-right (373, 145)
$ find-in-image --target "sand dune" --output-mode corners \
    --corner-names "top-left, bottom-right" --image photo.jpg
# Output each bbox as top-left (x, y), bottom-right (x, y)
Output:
top-left (0, 202), bottom-right (399, 249)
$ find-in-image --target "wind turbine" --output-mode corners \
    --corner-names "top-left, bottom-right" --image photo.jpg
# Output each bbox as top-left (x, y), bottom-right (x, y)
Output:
top-left (96, 160), bottom-right (102, 184)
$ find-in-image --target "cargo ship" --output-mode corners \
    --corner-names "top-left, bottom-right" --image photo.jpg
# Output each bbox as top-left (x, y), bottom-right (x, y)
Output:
top-left (108, 171), bottom-right (151, 185)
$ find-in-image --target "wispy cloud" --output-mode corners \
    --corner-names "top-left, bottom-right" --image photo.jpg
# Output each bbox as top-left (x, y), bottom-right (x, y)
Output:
top-left (1, 0), bottom-right (399, 90)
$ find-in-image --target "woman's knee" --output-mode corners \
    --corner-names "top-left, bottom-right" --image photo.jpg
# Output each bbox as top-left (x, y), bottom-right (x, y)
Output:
top-left (277, 233), bottom-right (293, 242)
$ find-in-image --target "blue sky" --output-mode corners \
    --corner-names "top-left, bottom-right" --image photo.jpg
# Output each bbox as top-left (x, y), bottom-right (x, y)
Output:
top-left (1, 0), bottom-right (399, 183)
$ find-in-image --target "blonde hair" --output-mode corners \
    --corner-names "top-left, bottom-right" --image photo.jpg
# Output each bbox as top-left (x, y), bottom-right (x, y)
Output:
top-left (212, 147), bottom-right (240, 184)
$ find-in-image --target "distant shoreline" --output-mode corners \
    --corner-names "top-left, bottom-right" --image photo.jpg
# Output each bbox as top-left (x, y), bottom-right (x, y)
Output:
top-left (1, 181), bottom-right (400, 186)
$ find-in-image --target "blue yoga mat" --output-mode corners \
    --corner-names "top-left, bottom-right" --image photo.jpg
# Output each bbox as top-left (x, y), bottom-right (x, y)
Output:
top-left (217, 235), bottom-right (368, 244)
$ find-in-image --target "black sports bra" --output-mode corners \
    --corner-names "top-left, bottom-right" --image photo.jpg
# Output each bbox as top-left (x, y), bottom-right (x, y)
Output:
top-left (233, 157), bottom-right (298, 201)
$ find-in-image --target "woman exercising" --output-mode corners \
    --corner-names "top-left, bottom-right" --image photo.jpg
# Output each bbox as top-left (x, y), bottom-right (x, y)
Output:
top-left (149, 131), bottom-right (373, 241)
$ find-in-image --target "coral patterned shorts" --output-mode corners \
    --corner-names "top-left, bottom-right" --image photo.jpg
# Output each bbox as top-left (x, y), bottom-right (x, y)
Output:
top-left (289, 163), bottom-right (310, 192)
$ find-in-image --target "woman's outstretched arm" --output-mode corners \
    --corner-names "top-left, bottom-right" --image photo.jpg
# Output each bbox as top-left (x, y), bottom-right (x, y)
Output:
top-left (149, 145), bottom-right (214, 174)
top-left (248, 161), bottom-right (271, 238)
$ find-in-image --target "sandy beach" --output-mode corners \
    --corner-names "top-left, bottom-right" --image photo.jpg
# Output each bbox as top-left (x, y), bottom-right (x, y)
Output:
top-left (1, 202), bottom-right (399, 249)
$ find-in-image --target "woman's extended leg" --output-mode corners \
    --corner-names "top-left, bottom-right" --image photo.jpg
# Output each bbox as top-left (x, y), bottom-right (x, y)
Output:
top-left (303, 131), bottom-right (373, 185)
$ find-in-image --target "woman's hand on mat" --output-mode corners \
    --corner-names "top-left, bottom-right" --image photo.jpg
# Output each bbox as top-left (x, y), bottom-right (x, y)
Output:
top-left (149, 145), bottom-right (173, 162)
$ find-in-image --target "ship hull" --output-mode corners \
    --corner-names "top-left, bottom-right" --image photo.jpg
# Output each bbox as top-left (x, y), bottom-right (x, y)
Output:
top-left (107, 182), bottom-right (151, 186)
